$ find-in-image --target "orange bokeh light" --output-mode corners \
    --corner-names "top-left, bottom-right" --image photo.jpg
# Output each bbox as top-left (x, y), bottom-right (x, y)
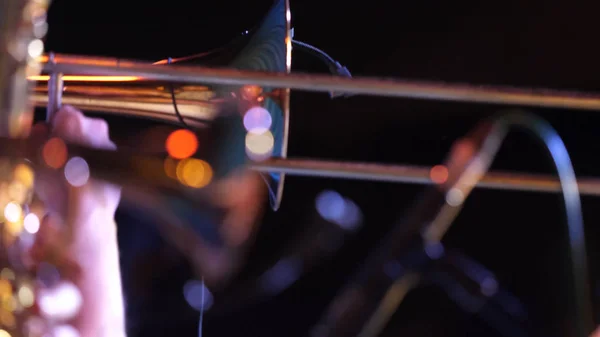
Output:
top-left (42, 137), bottom-right (68, 169)
top-left (166, 129), bottom-right (198, 159)
top-left (430, 164), bottom-right (449, 184)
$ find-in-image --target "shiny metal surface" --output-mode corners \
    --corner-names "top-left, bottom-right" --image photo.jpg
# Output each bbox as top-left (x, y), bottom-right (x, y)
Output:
top-left (251, 158), bottom-right (600, 196)
top-left (0, 0), bottom-right (52, 336)
top-left (36, 53), bottom-right (600, 111)
top-left (0, 0), bottom-right (47, 137)
top-left (27, 50), bottom-right (600, 199)
top-left (30, 82), bottom-right (217, 127)
top-left (0, 0), bottom-right (595, 335)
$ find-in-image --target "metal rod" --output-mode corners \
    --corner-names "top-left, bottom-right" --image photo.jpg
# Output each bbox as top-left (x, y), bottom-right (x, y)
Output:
top-left (45, 53), bottom-right (62, 121)
top-left (46, 71), bottom-right (63, 121)
top-left (250, 158), bottom-right (600, 196)
top-left (41, 53), bottom-right (600, 111)
top-left (30, 93), bottom-right (214, 127)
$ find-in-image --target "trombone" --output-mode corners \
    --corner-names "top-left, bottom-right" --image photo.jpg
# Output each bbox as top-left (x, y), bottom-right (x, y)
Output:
top-left (28, 52), bottom-right (600, 201)
top-left (0, 0), bottom-right (598, 336)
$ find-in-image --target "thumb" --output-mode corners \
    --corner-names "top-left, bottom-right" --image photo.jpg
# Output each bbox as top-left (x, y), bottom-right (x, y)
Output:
top-left (52, 105), bottom-right (115, 150)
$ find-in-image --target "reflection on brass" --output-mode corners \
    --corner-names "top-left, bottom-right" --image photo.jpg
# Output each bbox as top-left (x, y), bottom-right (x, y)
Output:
top-left (30, 80), bottom-right (219, 125)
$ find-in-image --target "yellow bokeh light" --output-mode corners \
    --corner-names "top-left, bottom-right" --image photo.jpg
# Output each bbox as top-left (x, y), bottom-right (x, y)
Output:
top-left (3, 203), bottom-right (21, 224)
top-left (0, 280), bottom-right (12, 299)
top-left (0, 269), bottom-right (14, 281)
top-left (163, 157), bottom-right (179, 180)
top-left (2, 296), bottom-right (15, 312)
top-left (13, 164), bottom-right (34, 188)
top-left (176, 158), bottom-right (213, 188)
top-left (245, 131), bottom-right (274, 157)
top-left (17, 285), bottom-right (34, 308)
top-left (0, 328), bottom-right (11, 337)
top-left (4, 221), bottom-right (23, 237)
top-left (7, 182), bottom-right (27, 205)
top-left (0, 311), bottom-right (15, 329)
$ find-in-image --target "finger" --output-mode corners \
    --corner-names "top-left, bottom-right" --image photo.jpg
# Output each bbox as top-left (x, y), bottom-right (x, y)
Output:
top-left (52, 105), bottom-right (116, 150)
top-left (52, 105), bottom-right (86, 145)
top-left (48, 105), bottom-right (121, 212)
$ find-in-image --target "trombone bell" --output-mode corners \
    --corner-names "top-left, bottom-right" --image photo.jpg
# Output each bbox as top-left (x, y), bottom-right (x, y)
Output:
top-left (30, 0), bottom-right (292, 211)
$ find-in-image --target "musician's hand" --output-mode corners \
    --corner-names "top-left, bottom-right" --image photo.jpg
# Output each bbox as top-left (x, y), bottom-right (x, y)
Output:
top-left (31, 105), bottom-right (125, 337)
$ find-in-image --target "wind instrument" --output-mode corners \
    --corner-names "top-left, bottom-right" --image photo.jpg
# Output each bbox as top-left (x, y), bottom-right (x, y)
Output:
top-left (0, 0), bottom-right (597, 336)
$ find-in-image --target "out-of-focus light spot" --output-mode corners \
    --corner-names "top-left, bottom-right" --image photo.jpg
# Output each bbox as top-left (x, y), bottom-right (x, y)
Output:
top-left (430, 165), bottom-right (449, 184)
top-left (337, 199), bottom-right (363, 231)
top-left (9, 296), bottom-right (19, 313)
top-left (481, 277), bottom-right (499, 297)
top-left (7, 182), bottom-right (27, 204)
top-left (0, 269), bottom-right (14, 281)
top-left (163, 157), bottom-right (178, 179)
top-left (13, 164), bottom-right (34, 188)
top-left (446, 188), bottom-right (464, 207)
top-left (0, 309), bottom-right (15, 327)
top-left (64, 157), bottom-right (89, 187)
top-left (243, 106), bottom-right (272, 134)
top-left (176, 158), bottom-right (213, 188)
top-left (42, 137), bottom-right (68, 169)
top-left (52, 325), bottom-right (80, 337)
top-left (17, 285), bottom-right (34, 308)
top-left (0, 279), bottom-right (12, 297)
top-left (27, 39), bottom-right (44, 58)
top-left (38, 281), bottom-right (82, 321)
top-left (23, 213), bottom-right (40, 234)
top-left (316, 190), bottom-right (345, 222)
top-left (4, 295), bottom-right (16, 312)
top-left (240, 85), bottom-right (263, 101)
top-left (4, 202), bottom-right (21, 223)
top-left (5, 220), bottom-right (23, 236)
top-left (259, 257), bottom-right (302, 294)
top-left (245, 130), bottom-right (274, 161)
top-left (315, 190), bottom-right (363, 231)
top-left (183, 280), bottom-right (213, 312)
top-left (0, 328), bottom-right (11, 337)
top-left (166, 129), bottom-right (198, 159)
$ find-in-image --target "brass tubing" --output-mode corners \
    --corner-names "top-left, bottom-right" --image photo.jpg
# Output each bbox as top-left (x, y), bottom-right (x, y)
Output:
top-left (30, 93), bottom-right (217, 124)
top-left (250, 158), bottom-right (600, 196)
top-left (39, 53), bottom-right (600, 111)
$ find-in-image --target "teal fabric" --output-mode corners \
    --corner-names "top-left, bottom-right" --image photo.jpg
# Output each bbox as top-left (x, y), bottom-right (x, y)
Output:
top-left (211, 0), bottom-right (287, 183)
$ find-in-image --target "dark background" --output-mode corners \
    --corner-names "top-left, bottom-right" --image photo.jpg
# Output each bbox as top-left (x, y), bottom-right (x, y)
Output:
top-left (43, 0), bottom-right (600, 336)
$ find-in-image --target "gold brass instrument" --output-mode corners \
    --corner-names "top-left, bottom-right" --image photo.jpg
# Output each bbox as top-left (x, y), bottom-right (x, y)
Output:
top-left (0, 0), bottom-right (599, 336)
top-left (27, 54), bottom-right (600, 196)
